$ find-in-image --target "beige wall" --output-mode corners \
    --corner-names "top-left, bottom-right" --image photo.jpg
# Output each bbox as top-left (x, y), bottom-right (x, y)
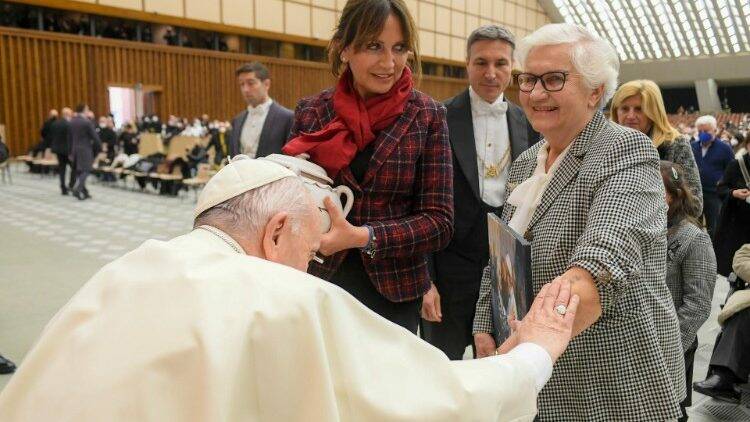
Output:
top-left (61, 0), bottom-right (551, 63)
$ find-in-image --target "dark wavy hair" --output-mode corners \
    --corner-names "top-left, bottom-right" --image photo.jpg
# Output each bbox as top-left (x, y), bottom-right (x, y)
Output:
top-left (327, 0), bottom-right (420, 81)
top-left (660, 160), bottom-right (702, 234)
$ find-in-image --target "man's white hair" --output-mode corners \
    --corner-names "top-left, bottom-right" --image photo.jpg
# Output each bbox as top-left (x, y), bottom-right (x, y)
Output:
top-left (194, 177), bottom-right (314, 239)
top-left (695, 115), bottom-right (717, 130)
top-left (515, 23), bottom-right (620, 108)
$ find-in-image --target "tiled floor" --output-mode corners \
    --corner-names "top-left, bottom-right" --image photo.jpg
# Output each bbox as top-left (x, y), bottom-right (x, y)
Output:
top-left (0, 164), bottom-right (748, 420)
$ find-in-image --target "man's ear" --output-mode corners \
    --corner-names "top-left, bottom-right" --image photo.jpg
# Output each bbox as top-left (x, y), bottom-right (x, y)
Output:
top-left (263, 78), bottom-right (271, 91)
top-left (262, 211), bottom-right (289, 261)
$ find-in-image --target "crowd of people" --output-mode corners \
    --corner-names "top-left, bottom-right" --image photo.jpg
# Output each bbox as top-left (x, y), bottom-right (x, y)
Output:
top-left (1, 0), bottom-right (750, 420)
top-left (25, 107), bottom-right (236, 197)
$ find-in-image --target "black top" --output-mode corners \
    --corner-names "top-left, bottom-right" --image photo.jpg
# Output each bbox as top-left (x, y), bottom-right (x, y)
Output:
top-left (349, 142), bottom-right (376, 183)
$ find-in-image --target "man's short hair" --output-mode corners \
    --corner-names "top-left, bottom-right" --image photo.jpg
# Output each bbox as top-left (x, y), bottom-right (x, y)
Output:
top-left (235, 62), bottom-right (270, 81)
top-left (466, 25), bottom-right (516, 59)
top-left (695, 115), bottom-right (718, 130)
top-left (74, 103), bottom-right (87, 113)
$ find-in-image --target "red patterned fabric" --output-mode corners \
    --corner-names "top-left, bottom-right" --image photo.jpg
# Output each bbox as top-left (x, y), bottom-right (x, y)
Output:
top-left (282, 67), bottom-right (413, 177)
top-left (289, 88), bottom-right (454, 302)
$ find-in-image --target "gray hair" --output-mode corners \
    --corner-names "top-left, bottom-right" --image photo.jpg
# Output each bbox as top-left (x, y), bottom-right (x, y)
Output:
top-left (695, 115), bottom-right (717, 130)
top-left (466, 25), bottom-right (516, 59)
top-left (515, 23), bottom-right (619, 108)
top-left (194, 177), bottom-right (313, 241)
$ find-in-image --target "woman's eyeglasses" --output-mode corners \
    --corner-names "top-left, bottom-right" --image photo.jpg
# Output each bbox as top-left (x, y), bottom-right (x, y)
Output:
top-left (516, 72), bottom-right (570, 93)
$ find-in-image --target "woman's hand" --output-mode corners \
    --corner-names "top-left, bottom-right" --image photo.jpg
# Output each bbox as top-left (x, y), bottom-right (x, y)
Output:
top-left (318, 197), bottom-right (369, 256)
top-left (732, 188), bottom-right (750, 200)
top-left (421, 283), bottom-right (442, 322)
top-left (474, 333), bottom-right (497, 358)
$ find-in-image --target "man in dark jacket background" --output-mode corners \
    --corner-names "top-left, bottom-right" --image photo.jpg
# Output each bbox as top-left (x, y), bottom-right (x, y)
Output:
top-left (68, 103), bottom-right (101, 200)
top-left (49, 107), bottom-right (73, 195)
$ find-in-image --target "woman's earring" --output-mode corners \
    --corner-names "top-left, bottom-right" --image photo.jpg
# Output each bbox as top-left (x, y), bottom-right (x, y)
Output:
top-left (341, 56), bottom-right (348, 63)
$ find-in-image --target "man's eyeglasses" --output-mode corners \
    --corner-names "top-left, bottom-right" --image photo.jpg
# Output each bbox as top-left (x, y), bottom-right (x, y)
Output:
top-left (516, 72), bottom-right (569, 93)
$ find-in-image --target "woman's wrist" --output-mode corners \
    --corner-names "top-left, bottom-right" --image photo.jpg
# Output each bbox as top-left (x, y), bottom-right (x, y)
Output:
top-left (352, 225), bottom-right (371, 249)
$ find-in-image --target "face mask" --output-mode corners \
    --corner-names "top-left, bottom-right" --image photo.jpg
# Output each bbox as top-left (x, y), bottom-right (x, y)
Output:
top-left (219, 127), bottom-right (226, 133)
top-left (730, 138), bottom-right (739, 146)
top-left (99, 123), bottom-right (106, 128)
top-left (698, 131), bottom-right (713, 145)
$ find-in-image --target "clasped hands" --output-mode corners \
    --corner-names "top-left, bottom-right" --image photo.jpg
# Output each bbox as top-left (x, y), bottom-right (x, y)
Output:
top-left (476, 278), bottom-right (580, 363)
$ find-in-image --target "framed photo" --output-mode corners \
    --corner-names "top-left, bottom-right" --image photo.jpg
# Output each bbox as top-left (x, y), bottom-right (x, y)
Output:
top-left (488, 214), bottom-right (533, 345)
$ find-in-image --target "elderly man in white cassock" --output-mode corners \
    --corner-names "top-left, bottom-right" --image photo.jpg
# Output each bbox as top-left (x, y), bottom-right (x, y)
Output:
top-left (0, 156), bottom-right (579, 422)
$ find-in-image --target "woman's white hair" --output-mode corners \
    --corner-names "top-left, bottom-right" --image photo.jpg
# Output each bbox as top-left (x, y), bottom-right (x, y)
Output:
top-left (515, 23), bottom-right (620, 108)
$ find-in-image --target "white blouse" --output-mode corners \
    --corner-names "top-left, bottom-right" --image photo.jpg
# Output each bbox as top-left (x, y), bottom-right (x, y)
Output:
top-left (507, 141), bottom-right (573, 235)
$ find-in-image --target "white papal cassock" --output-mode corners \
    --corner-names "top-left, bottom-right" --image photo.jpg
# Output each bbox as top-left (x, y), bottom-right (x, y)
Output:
top-left (0, 228), bottom-right (542, 421)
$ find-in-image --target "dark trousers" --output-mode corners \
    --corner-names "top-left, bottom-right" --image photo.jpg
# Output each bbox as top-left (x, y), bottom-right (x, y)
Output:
top-left (330, 252), bottom-right (421, 334)
top-left (421, 290), bottom-right (479, 360)
top-left (73, 169), bottom-right (90, 195)
top-left (55, 153), bottom-right (75, 192)
top-left (679, 339), bottom-right (698, 422)
top-left (709, 307), bottom-right (750, 381)
top-left (703, 191), bottom-right (722, 237)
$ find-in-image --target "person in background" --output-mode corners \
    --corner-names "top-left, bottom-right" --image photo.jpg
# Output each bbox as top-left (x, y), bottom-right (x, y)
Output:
top-left (228, 62), bottom-right (294, 158)
top-left (68, 103), bottom-right (101, 200)
top-left (282, 0), bottom-right (453, 334)
top-left (96, 116), bottom-right (117, 161)
top-left (660, 161), bottom-right (717, 422)
top-left (694, 243), bottom-right (750, 403)
top-left (49, 107), bottom-right (74, 195)
top-left (425, 24), bottom-right (538, 360)
top-left (39, 109), bottom-right (58, 152)
top-left (713, 145), bottom-right (750, 277)
top-left (611, 80), bottom-right (702, 217)
top-left (207, 121), bottom-right (231, 165)
top-left (691, 115), bottom-right (735, 236)
top-left (119, 123), bottom-right (139, 155)
top-left (473, 23), bottom-right (685, 421)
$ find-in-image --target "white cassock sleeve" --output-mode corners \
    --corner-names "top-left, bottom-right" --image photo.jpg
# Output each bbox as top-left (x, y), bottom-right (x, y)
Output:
top-left (0, 240), bottom-right (543, 422)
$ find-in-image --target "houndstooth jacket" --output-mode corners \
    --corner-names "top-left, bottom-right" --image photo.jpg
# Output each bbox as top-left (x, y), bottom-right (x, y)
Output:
top-left (473, 112), bottom-right (685, 421)
top-left (666, 221), bottom-right (716, 352)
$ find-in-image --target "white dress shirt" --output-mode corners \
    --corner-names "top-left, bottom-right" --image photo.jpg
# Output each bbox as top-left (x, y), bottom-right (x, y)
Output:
top-left (470, 87), bottom-right (511, 208)
top-left (240, 97), bottom-right (273, 158)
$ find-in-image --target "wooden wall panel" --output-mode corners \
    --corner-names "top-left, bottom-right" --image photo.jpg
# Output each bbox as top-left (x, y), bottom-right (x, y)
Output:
top-left (0, 27), bottom-right (473, 156)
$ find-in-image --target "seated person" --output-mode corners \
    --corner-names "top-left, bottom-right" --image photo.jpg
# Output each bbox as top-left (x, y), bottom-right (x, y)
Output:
top-left (694, 243), bottom-right (750, 403)
top-left (0, 157), bottom-right (580, 422)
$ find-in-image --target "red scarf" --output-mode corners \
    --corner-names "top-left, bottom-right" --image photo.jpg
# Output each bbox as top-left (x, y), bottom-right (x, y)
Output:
top-left (282, 66), bottom-right (413, 177)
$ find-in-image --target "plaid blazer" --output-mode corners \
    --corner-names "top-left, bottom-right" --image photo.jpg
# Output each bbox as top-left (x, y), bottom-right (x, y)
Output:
top-left (666, 221), bottom-right (716, 352)
top-left (290, 89), bottom-right (453, 302)
top-left (474, 112), bottom-right (685, 421)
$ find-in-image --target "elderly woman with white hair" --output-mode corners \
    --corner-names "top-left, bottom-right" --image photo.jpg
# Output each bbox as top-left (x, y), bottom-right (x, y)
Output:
top-left (473, 23), bottom-right (685, 421)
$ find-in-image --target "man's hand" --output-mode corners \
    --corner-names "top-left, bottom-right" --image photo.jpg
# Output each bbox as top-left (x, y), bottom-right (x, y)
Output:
top-left (474, 333), bottom-right (497, 358)
top-left (732, 188), bottom-right (750, 200)
top-left (513, 278), bottom-right (580, 362)
top-left (421, 283), bottom-right (442, 322)
top-left (319, 197), bottom-right (369, 256)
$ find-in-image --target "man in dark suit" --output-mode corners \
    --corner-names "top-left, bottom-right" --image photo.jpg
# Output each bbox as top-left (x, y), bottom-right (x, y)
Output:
top-left (422, 25), bottom-right (539, 360)
top-left (228, 62), bottom-right (294, 158)
top-left (39, 109), bottom-right (58, 151)
top-left (49, 107), bottom-right (74, 195)
top-left (68, 103), bottom-right (101, 200)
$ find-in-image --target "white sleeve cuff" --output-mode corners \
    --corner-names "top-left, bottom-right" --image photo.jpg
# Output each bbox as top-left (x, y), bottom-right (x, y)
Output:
top-left (500, 342), bottom-right (553, 392)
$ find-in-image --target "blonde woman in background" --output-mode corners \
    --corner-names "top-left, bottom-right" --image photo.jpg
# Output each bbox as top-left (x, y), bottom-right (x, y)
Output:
top-left (611, 79), bottom-right (703, 216)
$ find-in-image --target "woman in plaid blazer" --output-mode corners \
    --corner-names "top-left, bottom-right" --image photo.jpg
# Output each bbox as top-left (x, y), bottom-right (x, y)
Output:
top-left (283, 0), bottom-right (453, 333)
top-left (473, 24), bottom-right (685, 421)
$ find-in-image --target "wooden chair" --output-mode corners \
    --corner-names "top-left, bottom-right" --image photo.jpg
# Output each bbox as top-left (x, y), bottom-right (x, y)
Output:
top-left (32, 149), bottom-right (58, 176)
top-left (138, 133), bottom-right (165, 157)
top-left (183, 163), bottom-right (214, 201)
